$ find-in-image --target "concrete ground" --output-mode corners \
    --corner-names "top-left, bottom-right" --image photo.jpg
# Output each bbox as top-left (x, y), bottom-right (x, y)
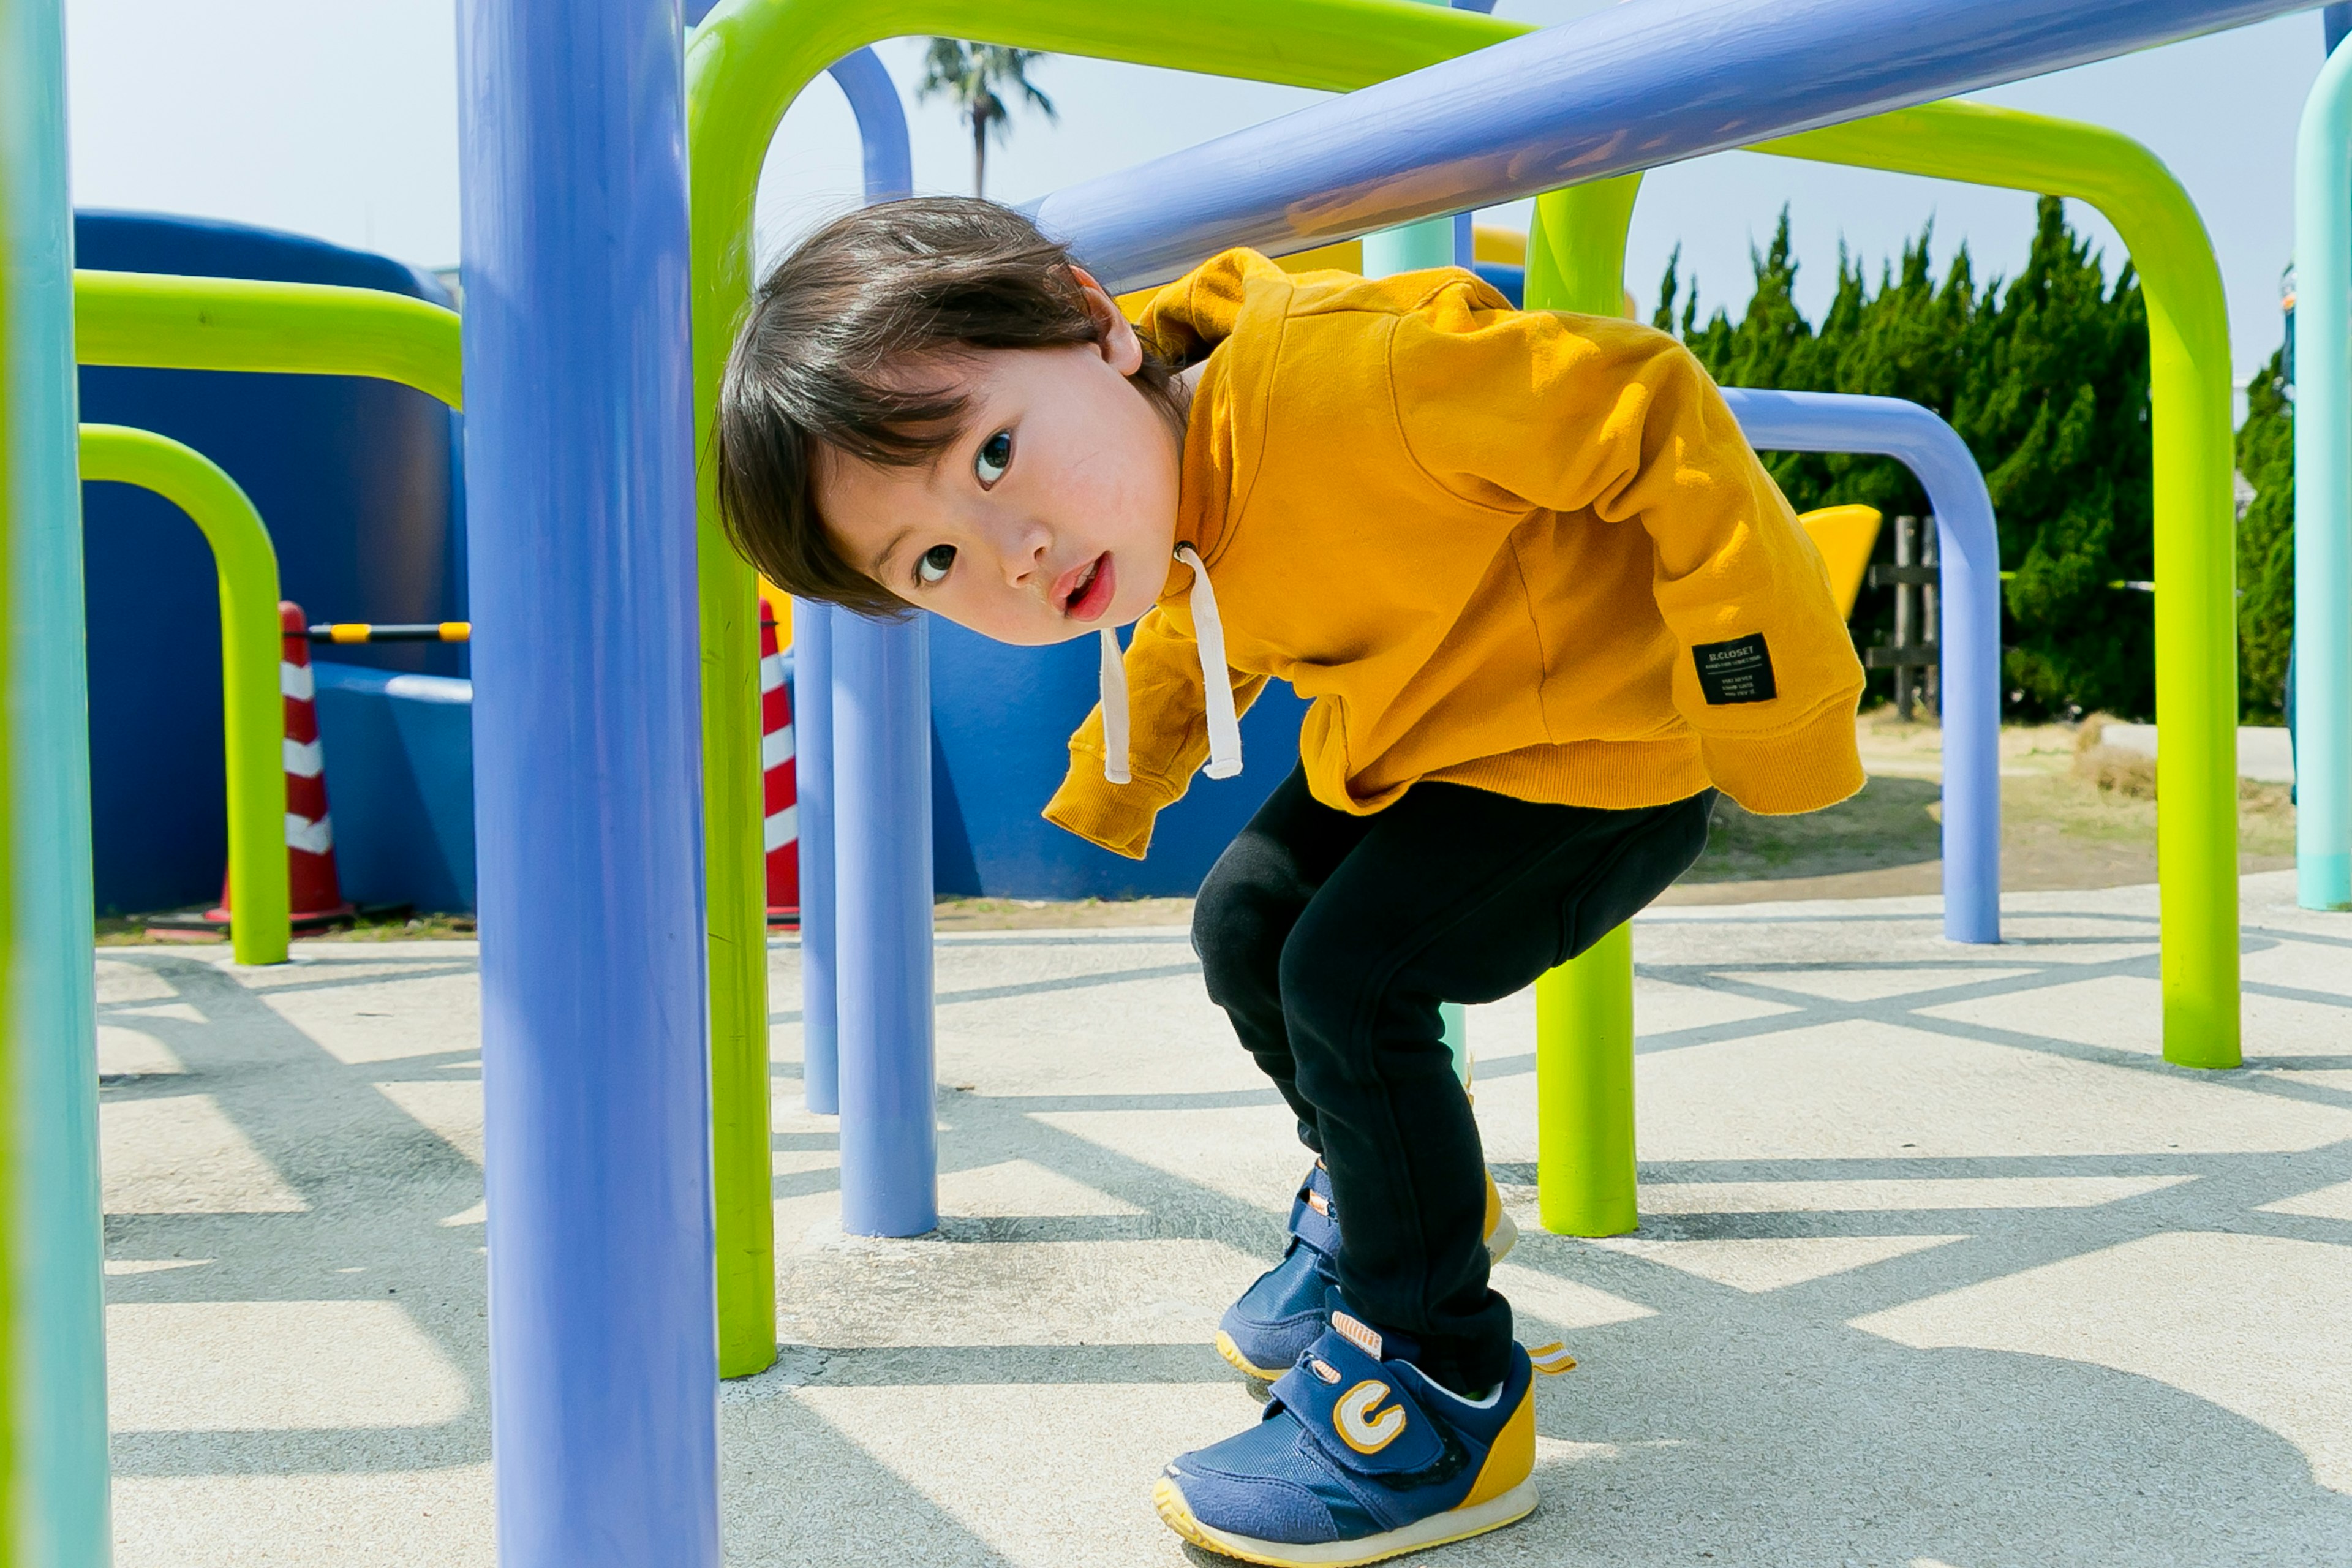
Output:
top-left (99, 871), bottom-right (2352, 1566)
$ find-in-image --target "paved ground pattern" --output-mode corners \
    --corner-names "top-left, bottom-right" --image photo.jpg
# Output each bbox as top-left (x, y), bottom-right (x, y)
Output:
top-left (97, 873), bottom-right (2352, 1564)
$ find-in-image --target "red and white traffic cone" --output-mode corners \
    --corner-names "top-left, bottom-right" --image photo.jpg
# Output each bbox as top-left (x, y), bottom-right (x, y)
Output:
top-left (761, 602), bottom-right (800, 927)
top-left (208, 600), bottom-right (355, 929)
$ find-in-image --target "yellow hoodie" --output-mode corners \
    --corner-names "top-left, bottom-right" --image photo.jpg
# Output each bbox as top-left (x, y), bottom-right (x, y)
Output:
top-left (1045, 249), bottom-right (1865, 859)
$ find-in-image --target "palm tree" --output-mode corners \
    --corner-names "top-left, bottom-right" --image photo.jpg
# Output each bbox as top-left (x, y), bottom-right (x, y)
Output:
top-left (916, 40), bottom-right (1057, 199)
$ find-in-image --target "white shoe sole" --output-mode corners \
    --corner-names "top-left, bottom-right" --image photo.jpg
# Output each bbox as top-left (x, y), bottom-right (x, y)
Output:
top-left (1153, 1476), bottom-right (1538, 1567)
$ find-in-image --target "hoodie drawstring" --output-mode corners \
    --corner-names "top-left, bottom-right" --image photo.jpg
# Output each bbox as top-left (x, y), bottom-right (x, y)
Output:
top-left (1097, 627), bottom-right (1131, 785)
top-left (1096, 543), bottom-right (1243, 786)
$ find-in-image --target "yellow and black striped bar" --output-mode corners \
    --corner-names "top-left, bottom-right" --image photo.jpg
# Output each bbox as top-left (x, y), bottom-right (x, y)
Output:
top-left (306, 620), bottom-right (472, 644)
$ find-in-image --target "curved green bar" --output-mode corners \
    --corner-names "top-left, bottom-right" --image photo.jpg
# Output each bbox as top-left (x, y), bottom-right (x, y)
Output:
top-left (79, 426), bottom-right (287, 967)
top-left (1758, 103), bottom-right (2240, 1070)
top-left (74, 270), bottom-right (462, 410)
top-left (2294, 47), bottom-right (2352, 911)
top-left (687, 0), bottom-right (1534, 1378)
top-left (5, 0), bottom-right (111, 1558)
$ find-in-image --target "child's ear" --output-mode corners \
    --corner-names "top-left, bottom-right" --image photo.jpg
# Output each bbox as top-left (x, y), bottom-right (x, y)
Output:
top-left (1067, 264), bottom-right (1145, 378)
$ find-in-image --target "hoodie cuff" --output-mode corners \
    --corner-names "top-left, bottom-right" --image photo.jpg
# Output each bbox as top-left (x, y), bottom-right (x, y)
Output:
top-left (1697, 698), bottom-right (1866, 816)
top-left (1043, 748), bottom-right (1180, 860)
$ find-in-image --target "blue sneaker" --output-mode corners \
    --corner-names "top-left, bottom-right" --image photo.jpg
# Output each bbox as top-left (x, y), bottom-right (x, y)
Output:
top-left (1158, 1306), bottom-right (1568, 1566)
top-left (1215, 1164), bottom-right (1343, 1380)
top-left (1215, 1164), bottom-right (1520, 1382)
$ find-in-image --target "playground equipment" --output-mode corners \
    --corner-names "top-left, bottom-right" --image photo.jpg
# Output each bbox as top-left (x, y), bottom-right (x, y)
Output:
top-left (703, 0), bottom-right (2294, 1388)
top-left (77, 423), bottom-right (289, 963)
top-left (2, 0), bottom-right (2323, 1559)
top-left (2297, 43), bottom-right (2352, 911)
top-left (77, 213), bottom-right (461, 916)
top-left (5, 2), bottom-right (111, 1556)
top-left (1035, 39), bottom-right (2245, 1078)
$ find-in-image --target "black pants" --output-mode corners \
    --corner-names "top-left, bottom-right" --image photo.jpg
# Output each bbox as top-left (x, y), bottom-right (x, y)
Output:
top-left (1192, 765), bottom-right (1716, 1393)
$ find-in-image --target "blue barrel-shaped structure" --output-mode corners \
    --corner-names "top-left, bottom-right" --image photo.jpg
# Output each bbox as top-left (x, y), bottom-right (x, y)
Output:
top-left (77, 210), bottom-right (463, 915)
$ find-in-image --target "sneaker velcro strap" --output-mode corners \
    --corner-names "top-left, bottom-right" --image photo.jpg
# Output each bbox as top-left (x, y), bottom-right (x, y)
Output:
top-left (1267, 1325), bottom-right (1446, 1478)
top-left (1286, 1171), bottom-right (1340, 1259)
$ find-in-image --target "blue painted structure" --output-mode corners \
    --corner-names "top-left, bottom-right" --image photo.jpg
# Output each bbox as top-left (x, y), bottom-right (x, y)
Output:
top-left (796, 45), bottom-right (913, 1121)
top-left (456, 0), bottom-right (717, 1559)
top-left (1721, 389), bottom-right (2003, 943)
top-left (312, 663), bottom-right (476, 913)
top-left (1028, 0), bottom-right (2313, 292)
top-left (834, 612), bottom-right (939, 1237)
top-left (77, 211), bottom-right (462, 915)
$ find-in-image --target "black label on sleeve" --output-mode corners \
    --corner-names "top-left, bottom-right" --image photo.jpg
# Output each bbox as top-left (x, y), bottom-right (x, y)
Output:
top-left (1693, 632), bottom-right (1777, 706)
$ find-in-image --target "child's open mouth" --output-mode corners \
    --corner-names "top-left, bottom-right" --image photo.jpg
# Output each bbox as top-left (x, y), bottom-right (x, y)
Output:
top-left (1057, 551), bottom-right (1117, 622)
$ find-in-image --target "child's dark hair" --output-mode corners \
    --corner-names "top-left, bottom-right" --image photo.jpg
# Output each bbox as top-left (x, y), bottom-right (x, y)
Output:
top-left (713, 197), bottom-right (1186, 617)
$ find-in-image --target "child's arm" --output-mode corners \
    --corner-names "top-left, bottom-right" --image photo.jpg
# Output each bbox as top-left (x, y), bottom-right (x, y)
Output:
top-left (1391, 305), bottom-right (1866, 815)
top-left (1044, 593), bottom-right (1268, 858)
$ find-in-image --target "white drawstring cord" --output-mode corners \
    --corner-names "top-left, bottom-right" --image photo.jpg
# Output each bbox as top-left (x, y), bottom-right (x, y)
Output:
top-left (1098, 628), bottom-right (1131, 785)
top-left (1177, 544), bottom-right (1243, 779)
top-left (1093, 545), bottom-right (1243, 786)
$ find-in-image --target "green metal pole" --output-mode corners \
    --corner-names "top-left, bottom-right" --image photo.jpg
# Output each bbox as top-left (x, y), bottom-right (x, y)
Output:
top-left (1523, 177), bottom-right (1648, 1238)
top-left (1533, 922), bottom-right (1635, 1236)
top-left (2, 0), bottom-right (110, 1556)
top-left (2294, 47), bottom-right (2352, 911)
top-left (688, 0), bottom-right (1538, 1378)
top-left (79, 426), bottom-right (287, 967)
top-left (1561, 100), bottom-right (2241, 1070)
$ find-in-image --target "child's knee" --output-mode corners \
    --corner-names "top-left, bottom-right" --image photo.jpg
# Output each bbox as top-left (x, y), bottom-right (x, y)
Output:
top-left (1193, 845), bottom-right (1292, 1000)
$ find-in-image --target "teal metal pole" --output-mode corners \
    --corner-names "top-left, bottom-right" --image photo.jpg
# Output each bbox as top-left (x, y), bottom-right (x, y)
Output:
top-left (1, 0), bottom-right (111, 1559)
top-left (2296, 42), bottom-right (2352, 910)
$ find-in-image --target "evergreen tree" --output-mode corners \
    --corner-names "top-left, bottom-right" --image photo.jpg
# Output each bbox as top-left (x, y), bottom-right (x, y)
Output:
top-left (1661, 197), bottom-right (2160, 719)
top-left (2236, 345), bottom-right (2294, 720)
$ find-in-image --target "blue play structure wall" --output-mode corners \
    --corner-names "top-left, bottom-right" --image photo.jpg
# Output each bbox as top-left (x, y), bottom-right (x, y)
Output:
top-left (928, 622), bottom-right (1307, 898)
top-left (78, 211), bottom-right (464, 916)
top-left (313, 663), bottom-right (477, 914)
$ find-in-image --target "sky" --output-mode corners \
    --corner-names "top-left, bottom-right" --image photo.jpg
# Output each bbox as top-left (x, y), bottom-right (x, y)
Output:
top-left (62, 1), bottom-right (2332, 386)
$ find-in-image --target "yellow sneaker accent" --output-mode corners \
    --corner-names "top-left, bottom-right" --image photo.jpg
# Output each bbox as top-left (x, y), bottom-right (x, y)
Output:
top-left (1483, 1170), bottom-right (1517, 1266)
top-left (1528, 1340), bottom-right (1578, 1376)
top-left (1154, 1475), bottom-right (1539, 1567)
top-left (1457, 1381), bottom-right (1536, 1510)
top-left (1215, 1329), bottom-right (1290, 1382)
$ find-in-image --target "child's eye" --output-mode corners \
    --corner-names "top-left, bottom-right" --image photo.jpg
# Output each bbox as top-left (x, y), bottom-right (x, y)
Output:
top-left (975, 429), bottom-right (1012, 486)
top-left (916, 545), bottom-right (957, 586)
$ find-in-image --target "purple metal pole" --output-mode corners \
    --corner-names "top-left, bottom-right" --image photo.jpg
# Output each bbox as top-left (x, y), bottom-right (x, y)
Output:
top-left (1721, 389), bottom-right (2003, 944)
top-left (832, 609), bottom-right (938, 1237)
top-left (1028, 0), bottom-right (2310, 293)
top-left (795, 49), bottom-right (909, 1121)
top-left (458, 0), bottom-right (718, 1559)
top-left (791, 599), bottom-right (838, 1114)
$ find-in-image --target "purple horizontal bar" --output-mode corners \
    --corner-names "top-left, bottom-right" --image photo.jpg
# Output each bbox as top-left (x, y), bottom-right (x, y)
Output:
top-left (1032, 0), bottom-right (2307, 292)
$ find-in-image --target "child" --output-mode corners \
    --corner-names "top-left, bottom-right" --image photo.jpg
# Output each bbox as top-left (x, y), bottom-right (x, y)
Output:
top-left (715, 198), bottom-right (1864, 1566)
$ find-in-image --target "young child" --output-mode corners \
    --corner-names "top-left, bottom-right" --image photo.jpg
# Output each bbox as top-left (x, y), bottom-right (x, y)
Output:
top-left (715, 198), bottom-right (1864, 1566)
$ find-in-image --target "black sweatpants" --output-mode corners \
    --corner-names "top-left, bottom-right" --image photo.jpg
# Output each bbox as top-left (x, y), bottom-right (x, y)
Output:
top-left (1192, 764), bottom-right (1716, 1393)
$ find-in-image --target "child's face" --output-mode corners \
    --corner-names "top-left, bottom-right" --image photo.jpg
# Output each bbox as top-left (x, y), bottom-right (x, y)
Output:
top-left (815, 270), bottom-right (1183, 646)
